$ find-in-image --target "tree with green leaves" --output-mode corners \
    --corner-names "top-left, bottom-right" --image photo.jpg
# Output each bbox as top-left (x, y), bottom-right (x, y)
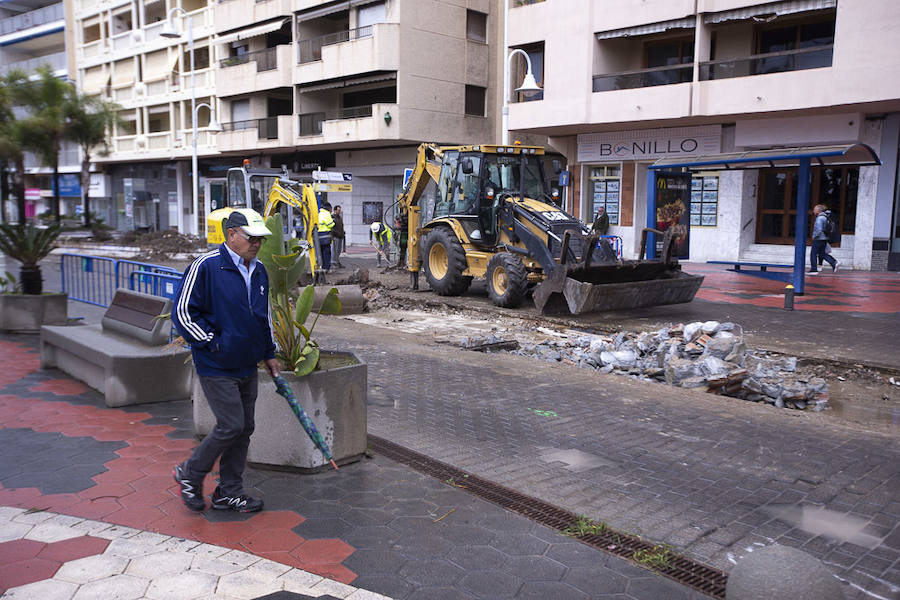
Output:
top-left (9, 65), bottom-right (74, 224)
top-left (65, 93), bottom-right (121, 228)
top-left (0, 70), bottom-right (28, 223)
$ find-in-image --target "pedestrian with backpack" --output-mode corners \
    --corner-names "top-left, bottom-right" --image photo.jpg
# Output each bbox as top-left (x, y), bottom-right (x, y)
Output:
top-left (809, 204), bottom-right (838, 275)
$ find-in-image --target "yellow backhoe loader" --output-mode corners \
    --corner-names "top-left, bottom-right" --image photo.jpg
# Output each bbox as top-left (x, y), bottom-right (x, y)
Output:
top-left (397, 143), bottom-right (703, 315)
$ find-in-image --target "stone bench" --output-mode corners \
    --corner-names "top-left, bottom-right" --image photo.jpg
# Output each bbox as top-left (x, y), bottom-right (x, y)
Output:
top-left (40, 288), bottom-right (192, 408)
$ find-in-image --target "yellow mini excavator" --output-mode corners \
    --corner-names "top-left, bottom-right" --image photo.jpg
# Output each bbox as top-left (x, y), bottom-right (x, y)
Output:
top-left (397, 143), bottom-right (703, 315)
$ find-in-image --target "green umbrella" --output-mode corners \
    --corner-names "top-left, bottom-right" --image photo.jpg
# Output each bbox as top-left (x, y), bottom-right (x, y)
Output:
top-left (272, 374), bottom-right (338, 470)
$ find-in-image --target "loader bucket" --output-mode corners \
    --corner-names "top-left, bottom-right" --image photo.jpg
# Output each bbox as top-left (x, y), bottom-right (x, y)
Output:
top-left (532, 261), bottom-right (704, 316)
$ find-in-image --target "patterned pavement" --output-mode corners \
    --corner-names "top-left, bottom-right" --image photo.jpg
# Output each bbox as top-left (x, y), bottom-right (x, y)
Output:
top-left (0, 334), bottom-right (704, 599)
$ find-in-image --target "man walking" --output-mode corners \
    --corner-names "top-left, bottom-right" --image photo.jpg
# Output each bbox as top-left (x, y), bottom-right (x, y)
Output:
top-left (591, 206), bottom-right (610, 235)
top-left (331, 205), bottom-right (345, 269)
top-left (171, 208), bottom-right (280, 513)
top-left (809, 204), bottom-right (838, 275)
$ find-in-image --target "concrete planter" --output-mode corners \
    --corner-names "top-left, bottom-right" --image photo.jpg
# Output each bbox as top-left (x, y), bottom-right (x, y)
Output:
top-left (193, 351), bottom-right (367, 472)
top-left (0, 293), bottom-right (68, 333)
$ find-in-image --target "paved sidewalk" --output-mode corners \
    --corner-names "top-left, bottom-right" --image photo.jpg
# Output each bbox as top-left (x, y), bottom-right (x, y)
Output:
top-left (0, 333), bottom-right (705, 600)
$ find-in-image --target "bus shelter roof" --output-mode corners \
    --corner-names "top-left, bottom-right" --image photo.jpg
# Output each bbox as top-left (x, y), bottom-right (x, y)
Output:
top-left (649, 143), bottom-right (881, 171)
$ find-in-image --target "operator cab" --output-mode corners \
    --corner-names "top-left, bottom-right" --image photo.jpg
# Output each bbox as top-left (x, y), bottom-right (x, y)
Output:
top-left (430, 145), bottom-right (561, 246)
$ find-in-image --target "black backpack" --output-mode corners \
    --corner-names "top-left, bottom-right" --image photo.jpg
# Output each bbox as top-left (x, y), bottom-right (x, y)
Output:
top-left (824, 211), bottom-right (841, 244)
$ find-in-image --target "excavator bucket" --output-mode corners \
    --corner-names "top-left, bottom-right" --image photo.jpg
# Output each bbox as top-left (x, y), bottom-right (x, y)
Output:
top-left (532, 261), bottom-right (704, 315)
top-left (532, 233), bottom-right (704, 316)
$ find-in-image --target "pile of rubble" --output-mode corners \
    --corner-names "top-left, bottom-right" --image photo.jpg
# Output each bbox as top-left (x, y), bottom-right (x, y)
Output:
top-left (464, 321), bottom-right (828, 411)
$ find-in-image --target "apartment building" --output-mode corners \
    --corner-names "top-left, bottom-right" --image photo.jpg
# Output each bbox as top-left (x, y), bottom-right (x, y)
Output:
top-left (69, 0), bottom-right (504, 242)
top-left (507, 0), bottom-right (900, 270)
top-left (2, 0), bottom-right (80, 220)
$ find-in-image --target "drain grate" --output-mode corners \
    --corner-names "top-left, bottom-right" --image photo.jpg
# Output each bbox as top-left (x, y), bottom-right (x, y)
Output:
top-left (369, 434), bottom-right (728, 599)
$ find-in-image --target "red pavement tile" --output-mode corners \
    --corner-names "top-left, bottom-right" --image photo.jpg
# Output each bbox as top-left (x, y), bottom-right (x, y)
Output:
top-left (290, 539), bottom-right (355, 566)
top-left (64, 497), bottom-right (123, 520)
top-left (0, 539), bottom-right (45, 563)
top-left (29, 379), bottom-right (89, 396)
top-left (37, 535), bottom-right (109, 563)
top-left (79, 481), bottom-right (136, 501)
top-left (300, 562), bottom-right (358, 585)
top-left (241, 529), bottom-right (305, 554)
top-left (106, 505), bottom-right (169, 530)
top-left (0, 557), bottom-right (62, 593)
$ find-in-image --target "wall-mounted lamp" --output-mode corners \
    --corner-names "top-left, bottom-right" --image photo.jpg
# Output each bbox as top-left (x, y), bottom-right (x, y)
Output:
top-left (383, 111), bottom-right (392, 125)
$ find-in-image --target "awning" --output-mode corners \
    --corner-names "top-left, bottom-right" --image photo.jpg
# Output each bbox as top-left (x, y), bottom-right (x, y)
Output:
top-left (297, 1), bottom-right (349, 22)
top-left (297, 71), bottom-right (396, 93)
top-left (704, 0), bottom-right (835, 24)
top-left (142, 49), bottom-right (179, 82)
top-left (112, 58), bottom-right (135, 86)
top-left (596, 16), bottom-right (695, 40)
top-left (216, 18), bottom-right (289, 45)
top-left (81, 67), bottom-right (108, 94)
top-left (649, 143), bottom-right (881, 171)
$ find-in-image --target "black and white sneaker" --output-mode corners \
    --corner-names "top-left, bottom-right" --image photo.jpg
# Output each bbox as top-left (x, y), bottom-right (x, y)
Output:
top-left (211, 489), bottom-right (264, 513)
top-left (173, 463), bottom-right (205, 512)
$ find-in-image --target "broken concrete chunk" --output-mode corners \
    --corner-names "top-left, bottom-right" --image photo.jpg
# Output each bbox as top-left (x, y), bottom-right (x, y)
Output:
top-left (700, 320), bottom-right (720, 334)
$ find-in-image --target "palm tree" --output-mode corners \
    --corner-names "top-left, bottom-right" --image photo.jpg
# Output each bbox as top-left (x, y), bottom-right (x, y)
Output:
top-left (9, 65), bottom-right (73, 224)
top-left (0, 70), bottom-right (28, 223)
top-left (65, 93), bottom-right (121, 228)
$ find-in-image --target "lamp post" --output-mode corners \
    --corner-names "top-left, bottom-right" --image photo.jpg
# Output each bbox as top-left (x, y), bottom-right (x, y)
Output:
top-left (160, 8), bottom-right (198, 235)
top-left (501, 48), bottom-right (541, 145)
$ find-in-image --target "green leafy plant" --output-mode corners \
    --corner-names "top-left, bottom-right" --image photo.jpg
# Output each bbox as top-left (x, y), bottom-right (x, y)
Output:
top-left (257, 212), bottom-right (342, 376)
top-left (632, 544), bottom-right (675, 570)
top-left (0, 271), bottom-right (19, 293)
top-left (563, 515), bottom-right (609, 537)
top-left (0, 221), bottom-right (62, 294)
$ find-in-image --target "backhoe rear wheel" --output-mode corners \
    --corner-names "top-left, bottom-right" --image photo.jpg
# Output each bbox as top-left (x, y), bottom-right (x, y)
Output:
top-left (424, 227), bottom-right (472, 296)
top-left (486, 252), bottom-right (528, 308)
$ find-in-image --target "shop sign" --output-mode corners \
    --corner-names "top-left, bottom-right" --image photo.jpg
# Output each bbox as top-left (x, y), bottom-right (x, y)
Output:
top-left (52, 174), bottom-right (82, 197)
top-left (577, 125), bottom-right (721, 162)
top-left (25, 188), bottom-right (41, 201)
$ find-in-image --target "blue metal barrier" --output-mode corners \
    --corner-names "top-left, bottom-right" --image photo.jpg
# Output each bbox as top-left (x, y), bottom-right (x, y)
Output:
top-left (61, 254), bottom-right (184, 307)
top-left (597, 235), bottom-right (623, 259)
top-left (60, 254), bottom-right (119, 307)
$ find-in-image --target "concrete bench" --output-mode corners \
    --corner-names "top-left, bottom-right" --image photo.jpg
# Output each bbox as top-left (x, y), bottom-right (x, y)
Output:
top-left (40, 289), bottom-right (192, 408)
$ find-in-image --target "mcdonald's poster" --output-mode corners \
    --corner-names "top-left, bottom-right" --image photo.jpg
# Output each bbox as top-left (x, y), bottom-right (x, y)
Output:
top-left (655, 172), bottom-right (692, 259)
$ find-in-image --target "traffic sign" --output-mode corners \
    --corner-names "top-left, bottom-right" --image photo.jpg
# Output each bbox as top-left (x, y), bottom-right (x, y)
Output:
top-left (314, 183), bottom-right (353, 193)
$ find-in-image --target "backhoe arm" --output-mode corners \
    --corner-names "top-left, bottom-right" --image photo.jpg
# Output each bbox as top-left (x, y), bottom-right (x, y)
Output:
top-left (398, 143), bottom-right (444, 277)
top-left (264, 179), bottom-right (321, 274)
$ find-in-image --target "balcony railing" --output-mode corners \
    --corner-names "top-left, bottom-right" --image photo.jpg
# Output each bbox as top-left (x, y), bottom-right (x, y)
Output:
top-left (297, 105), bottom-right (374, 135)
top-left (0, 51), bottom-right (66, 76)
top-left (0, 3), bottom-right (64, 36)
top-left (297, 25), bottom-right (373, 64)
top-left (222, 117), bottom-right (279, 140)
top-left (699, 45), bottom-right (833, 81)
top-left (593, 63), bottom-right (692, 92)
top-left (219, 47), bottom-right (278, 71)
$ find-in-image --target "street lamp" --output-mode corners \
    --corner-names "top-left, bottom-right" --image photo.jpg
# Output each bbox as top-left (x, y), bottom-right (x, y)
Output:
top-left (160, 7), bottom-right (199, 235)
top-left (501, 48), bottom-right (542, 145)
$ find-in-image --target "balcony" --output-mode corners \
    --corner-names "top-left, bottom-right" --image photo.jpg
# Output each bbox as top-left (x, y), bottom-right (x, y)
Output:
top-left (593, 63), bottom-right (692, 92)
top-left (295, 103), bottom-right (399, 146)
top-left (295, 23), bottom-right (398, 84)
top-left (0, 51), bottom-right (66, 76)
top-left (216, 45), bottom-right (292, 97)
top-left (0, 3), bottom-right (64, 37)
top-left (297, 25), bottom-right (373, 64)
top-left (214, 0), bottom-right (292, 35)
top-left (216, 115), bottom-right (293, 152)
top-left (699, 45), bottom-right (834, 81)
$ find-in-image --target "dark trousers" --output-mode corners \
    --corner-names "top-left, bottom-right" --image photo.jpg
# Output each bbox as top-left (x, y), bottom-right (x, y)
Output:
top-left (319, 244), bottom-right (332, 270)
top-left (184, 373), bottom-right (257, 496)
top-left (810, 239), bottom-right (836, 272)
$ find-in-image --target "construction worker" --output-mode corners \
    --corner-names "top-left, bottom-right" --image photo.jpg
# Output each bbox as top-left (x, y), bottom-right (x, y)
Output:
top-left (318, 203), bottom-right (335, 271)
top-left (369, 221), bottom-right (392, 267)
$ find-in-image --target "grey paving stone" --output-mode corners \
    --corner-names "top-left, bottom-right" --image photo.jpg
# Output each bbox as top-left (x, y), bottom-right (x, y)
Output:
top-left (515, 580), bottom-right (590, 600)
top-left (446, 545), bottom-right (509, 572)
top-left (458, 570), bottom-right (523, 598)
top-left (562, 566), bottom-right (628, 595)
top-left (348, 574), bottom-right (413, 599)
top-left (342, 549), bottom-right (407, 575)
top-left (397, 559), bottom-right (465, 587)
top-left (626, 575), bottom-right (694, 600)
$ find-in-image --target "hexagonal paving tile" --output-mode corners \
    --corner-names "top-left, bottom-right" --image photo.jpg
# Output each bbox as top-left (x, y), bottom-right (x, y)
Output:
top-left (503, 555), bottom-right (567, 582)
top-left (145, 570), bottom-right (218, 600)
top-left (125, 550), bottom-right (194, 577)
top-left (342, 548), bottom-right (407, 575)
top-left (562, 566), bottom-right (628, 595)
top-left (459, 570), bottom-right (523, 598)
top-left (71, 574), bottom-right (149, 600)
top-left (55, 553), bottom-right (129, 584)
top-left (398, 559), bottom-right (465, 587)
top-left (446, 545), bottom-right (508, 572)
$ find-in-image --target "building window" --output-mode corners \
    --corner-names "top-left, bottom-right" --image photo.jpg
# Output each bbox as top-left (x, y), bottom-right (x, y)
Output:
top-left (587, 165), bottom-right (621, 225)
top-left (645, 38), bottom-right (694, 86)
top-left (465, 85), bottom-right (486, 116)
top-left (466, 10), bottom-right (487, 43)
top-left (513, 42), bottom-right (544, 102)
top-left (690, 174), bottom-right (718, 227)
top-left (756, 166), bottom-right (858, 244)
top-left (756, 18), bottom-right (835, 73)
top-left (363, 201), bottom-right (383, 224)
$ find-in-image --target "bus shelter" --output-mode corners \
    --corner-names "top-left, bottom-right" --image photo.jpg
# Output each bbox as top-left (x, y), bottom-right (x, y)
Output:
top-left (646, 144), bottom-right (881, 295)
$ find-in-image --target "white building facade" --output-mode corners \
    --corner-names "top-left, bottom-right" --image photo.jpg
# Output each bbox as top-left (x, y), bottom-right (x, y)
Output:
top-left (507, 0), bottom-right (900, 271)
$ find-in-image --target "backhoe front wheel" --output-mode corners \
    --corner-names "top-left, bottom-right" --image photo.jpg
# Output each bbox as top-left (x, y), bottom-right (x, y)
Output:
top-left (486, 252), bottom-right (528, 308)
top-left (423, 228), bottom-right (472, 296)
